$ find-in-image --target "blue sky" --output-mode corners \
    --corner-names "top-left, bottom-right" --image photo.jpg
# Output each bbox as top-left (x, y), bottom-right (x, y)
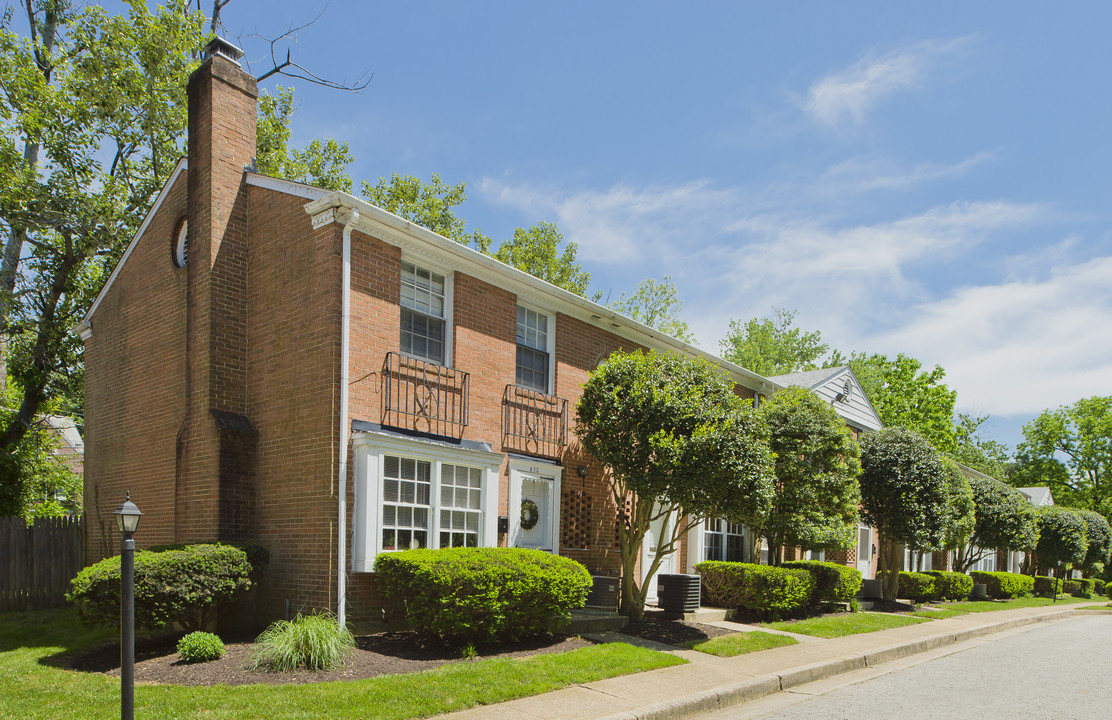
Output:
top-left (134, 2), bottom-right (1112, 449)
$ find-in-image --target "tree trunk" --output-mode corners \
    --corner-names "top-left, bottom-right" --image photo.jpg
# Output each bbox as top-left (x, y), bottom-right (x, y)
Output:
top-left (879, 540), bottom-right (901, 602)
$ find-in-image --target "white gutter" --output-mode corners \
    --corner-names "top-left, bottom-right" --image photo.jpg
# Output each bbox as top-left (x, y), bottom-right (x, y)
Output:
top-left (337, 208), bottom-right (358, 628)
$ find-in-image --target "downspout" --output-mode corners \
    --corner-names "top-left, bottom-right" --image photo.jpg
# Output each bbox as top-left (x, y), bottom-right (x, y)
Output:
top-left (337, 208), bottom-right (359, 628)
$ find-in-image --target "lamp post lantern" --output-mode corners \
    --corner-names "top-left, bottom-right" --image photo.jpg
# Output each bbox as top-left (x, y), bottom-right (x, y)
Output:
top-left (114, 492), bottom-right (142, 720)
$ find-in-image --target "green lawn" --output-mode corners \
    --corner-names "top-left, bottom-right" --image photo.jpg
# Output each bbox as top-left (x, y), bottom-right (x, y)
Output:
top-left (0, 609), bottom-right (685, 720)
top-left (684, 631), bottom-right (797, 657)
top-left (762, 612), bottom-right (930, 638)
top-left (911, 595), bottom-right (1091, 619)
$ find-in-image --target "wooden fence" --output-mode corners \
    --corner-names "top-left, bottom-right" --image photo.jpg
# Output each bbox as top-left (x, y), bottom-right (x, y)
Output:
top-left (0, 515), bottom-right (85, 612)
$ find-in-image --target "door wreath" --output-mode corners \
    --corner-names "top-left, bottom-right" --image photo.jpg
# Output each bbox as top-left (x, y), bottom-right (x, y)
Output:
top-left (520, 499), bottom-right (540, 531)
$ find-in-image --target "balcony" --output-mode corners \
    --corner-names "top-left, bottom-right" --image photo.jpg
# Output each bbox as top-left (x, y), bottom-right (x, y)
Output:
top-left (502, 385), bottom-right (567, 459)
top-left (382, 352), bottom-right (469, 438)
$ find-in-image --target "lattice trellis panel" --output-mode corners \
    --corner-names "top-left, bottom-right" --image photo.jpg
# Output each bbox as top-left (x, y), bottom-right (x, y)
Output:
top-left (561, 489), bottom-right (591, 549)
top-left (614, 496), bottom-right (633, 549)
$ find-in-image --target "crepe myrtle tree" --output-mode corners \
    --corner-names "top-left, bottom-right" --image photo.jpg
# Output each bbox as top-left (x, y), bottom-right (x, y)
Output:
top-left (1032, 506), bottom-right (1088, 579)
top-left (756, 386), bottom-right (862, 565)
top-left (1077, 509), bottom-right (1112, 577)
top-left (576, 349), bottom-right (775, 620)
top-left (951, 473), bottom-right (1039, 574)
top-left (859, 427), bottom-right (951, 601)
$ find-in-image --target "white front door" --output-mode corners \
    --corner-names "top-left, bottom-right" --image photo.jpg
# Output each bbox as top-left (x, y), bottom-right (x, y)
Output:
top-left (642, 506), bottom-right (677, 605)
top-left (857, 525), bottom-right (873, 578)
top-left (508, 460), bottom-right (562, 553)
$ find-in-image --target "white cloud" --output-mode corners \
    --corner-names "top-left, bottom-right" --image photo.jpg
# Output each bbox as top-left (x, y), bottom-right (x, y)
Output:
top-left (802, 38), bottom-right (972, 126)
top-left (868, 256), bottom-right (1112, 416)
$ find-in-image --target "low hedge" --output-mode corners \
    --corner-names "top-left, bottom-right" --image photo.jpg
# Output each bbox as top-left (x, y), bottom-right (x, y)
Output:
top-left (781, 561), bottom-right (862, 603)
top-left (1034, 575), bottom-right (1065, 595)
top-left (969, 571), bottom-right (1034, 599)
top-left (897, 572), bottom-right (937, 602)
top-left (925, 571), bottom-right (974, 600)
top-left (68, 543), bottom-right (259, 632)
top-left (696, 562), bottom-right (815, 620)
top-left (373, 547), bottom-right (591, 643)
top-left (1095, 579), bottom-right (1106, 596)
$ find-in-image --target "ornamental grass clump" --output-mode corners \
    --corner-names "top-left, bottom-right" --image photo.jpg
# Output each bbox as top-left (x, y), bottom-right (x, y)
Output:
top-left (250, 613), bottom-right (354, 672)
top-left (176, 631), bottom-right (225, 663)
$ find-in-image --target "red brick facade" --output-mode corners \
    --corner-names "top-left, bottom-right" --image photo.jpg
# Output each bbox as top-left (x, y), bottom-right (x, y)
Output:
top-left (83, 47), bottom-right (780, 630)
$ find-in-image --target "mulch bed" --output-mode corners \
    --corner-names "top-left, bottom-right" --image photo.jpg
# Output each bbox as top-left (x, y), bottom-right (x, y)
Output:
top-left (61, 609), bottom-right (730, 687)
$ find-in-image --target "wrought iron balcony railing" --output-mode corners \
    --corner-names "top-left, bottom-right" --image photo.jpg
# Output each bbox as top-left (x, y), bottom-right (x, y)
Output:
top-left (502, 385), bottom-right (567, 459)
top-left (382, 352), bottom-right (469, 438)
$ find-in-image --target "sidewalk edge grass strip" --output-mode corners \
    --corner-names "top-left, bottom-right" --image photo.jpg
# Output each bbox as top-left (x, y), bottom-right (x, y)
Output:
top-left (762, 612), bottom-right (930, 638)
top-left (1, 609), bottom-right (685, 720)
top-left (911, 594), bottom-right (1091, 619)
top-left (684, 631), bottom-right (798, 657)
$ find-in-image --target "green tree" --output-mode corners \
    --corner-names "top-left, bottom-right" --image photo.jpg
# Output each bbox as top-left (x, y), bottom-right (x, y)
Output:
top-left (848, 352), bottom-right (958, 452)
top-left (1077, 509), bottom-right (1112, 577)
top-left (949, 413), bottom-right (1012, 480)
top-left (951, 471), bottom-right (1038, 573)
top-left (756, 385), bottom-right (861, 565)
top-left (492, 221), bottom-right (595, 298)
top-left (940, 460), bottom-right (976, 560)
top-left (719, 307), bottom-right (839, 376)
top-left (1032, 506), bottom-right (1088, 579)
top-left (575, 349), bottom-right (774, 620)
top-left (1013, 396), bottom-right (1112, 516)
top-left (608, 276), bottom-right (694, 343)
top-left (858, 427), bottom-right (951, 601)
top-left (0, 0), bottom-right (205, 514)
top-left (361, 172), bottom-right (492, 251)
top-left (256, 86), bottom-right (354, 192)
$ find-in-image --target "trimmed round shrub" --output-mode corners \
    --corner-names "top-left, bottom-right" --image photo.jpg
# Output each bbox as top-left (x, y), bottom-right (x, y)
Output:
top-left (925, 571), bottom-right (974, 601)
top-left (68, 543), bottom-right (257, 631)
top-left (177, 631), bottom-right (225, 663)
top-left (897, 571), bottom-right (937, 602)
top-left (1033, 575), bottom-right (1061, 596)
top-left (696, 561), bottom-right (815, 620)
top-left (970, 571), bottom-right (1034, 599)
top-left (374, 548), bottom-right (592, 643)
top-left (251, 613), bottom-right (354, 672)
top-left (1095, 579), bottom-right (1106, 596)
top-left (781, 561), bottom-right (862, 603)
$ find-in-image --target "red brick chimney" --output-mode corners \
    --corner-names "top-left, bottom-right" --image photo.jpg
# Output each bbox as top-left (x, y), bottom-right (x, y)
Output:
top-left (176, 38), bottom-right (259, 543)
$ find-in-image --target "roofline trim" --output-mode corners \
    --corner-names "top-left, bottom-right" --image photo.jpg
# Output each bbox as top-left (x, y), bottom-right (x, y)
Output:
top-left (305, 191), bottom-right (774, 391)
top-left (79, 158), bottom-right (189, 336)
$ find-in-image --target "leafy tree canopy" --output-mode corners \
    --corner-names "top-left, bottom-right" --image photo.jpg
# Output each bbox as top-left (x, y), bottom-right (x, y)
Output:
top-left (941, 460), bottom-right (976, 553)
top-left (756, 385), bottom-right (861, 564)
top-left (719, 307), bottom-right (841, 377)
top-left (949, 413), bottom-right (1012, 481)
top-left (951, 471), bottom-right (1038, 573)
top-left (608, 276), bottom-right (694, 343)
top-left (1034, 505), bottom-right (1089, 574)
top-left (575, 349), bottom-right (774, 618)
top-left (1013, 396), bottom-right (1112, 517)
top-left (858, 427), bottom-right (951, 601)
top-left (1077, 509), bottom-right (1112, 576)
top-left (256, 87), bottom-right (354, 193)
top-left (848, 352), bottom-right (957, 452)
top-left (492, 221), bottom-right (595, 299)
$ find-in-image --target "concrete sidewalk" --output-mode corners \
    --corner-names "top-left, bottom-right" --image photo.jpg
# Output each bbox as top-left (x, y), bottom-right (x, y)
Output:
top-left (437, 603), bottom-right (1106, 720)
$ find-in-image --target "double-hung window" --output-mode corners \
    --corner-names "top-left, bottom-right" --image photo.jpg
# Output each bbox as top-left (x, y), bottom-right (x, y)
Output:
top-left (401, 262), bottom-right (447, 364)
top-left (352, 434), bottom-right (502, 571)
top-left (704, 519), bottom-right (745, 562)
top-left (516, 306), bottom-right (550, 392)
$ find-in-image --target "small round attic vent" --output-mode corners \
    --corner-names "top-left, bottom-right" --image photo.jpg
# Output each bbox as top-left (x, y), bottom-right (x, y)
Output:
top-left (172, 217), bottom-right (188, 268)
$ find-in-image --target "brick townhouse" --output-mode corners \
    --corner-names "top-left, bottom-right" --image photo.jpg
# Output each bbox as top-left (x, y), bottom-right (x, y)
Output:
top-left (79, 39), bottom-right (887, 628)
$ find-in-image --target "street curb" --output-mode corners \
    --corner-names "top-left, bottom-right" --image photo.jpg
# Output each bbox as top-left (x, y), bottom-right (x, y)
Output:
top-left (597, 607), bottom-right (1089, 720)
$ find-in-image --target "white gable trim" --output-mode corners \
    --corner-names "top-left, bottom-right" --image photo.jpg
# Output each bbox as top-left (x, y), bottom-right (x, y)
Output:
top-left (244, 172), bottom-right (332, 201)
top-left (78, 158), bottom-right (189, 337)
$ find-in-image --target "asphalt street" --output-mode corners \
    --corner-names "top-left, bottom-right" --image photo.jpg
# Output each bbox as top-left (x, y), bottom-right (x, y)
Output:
top-left (696, 613), bottom-right (1112, 720)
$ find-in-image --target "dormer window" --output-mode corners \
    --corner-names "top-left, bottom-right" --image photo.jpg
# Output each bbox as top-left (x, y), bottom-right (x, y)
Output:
top-left (400, 261), bottom-right (448, 365)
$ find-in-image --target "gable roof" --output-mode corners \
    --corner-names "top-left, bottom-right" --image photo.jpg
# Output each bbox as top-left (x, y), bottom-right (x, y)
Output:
top-left (768, 365), bottom-right (884, 432)
top-left (1017, 487), bottom-right (1054, 507)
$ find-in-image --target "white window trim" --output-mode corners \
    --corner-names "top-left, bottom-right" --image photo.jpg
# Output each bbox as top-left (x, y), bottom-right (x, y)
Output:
top-left (507, 457), bottom-right (562, 552)
top-left (515, 302), bottom-right (555, 394)
top-left (352, 432), bottom-right (502, 572)
top-left (400, 256), bottom-right (454, 368)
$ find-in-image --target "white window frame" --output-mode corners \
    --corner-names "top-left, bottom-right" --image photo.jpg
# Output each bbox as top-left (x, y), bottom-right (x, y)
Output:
top-left (351, 432), bottom-right (502, 572)
top-left (514, 303), bottom-right (555, 394)
top-left (399, 258), bottom-right (454, 367)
